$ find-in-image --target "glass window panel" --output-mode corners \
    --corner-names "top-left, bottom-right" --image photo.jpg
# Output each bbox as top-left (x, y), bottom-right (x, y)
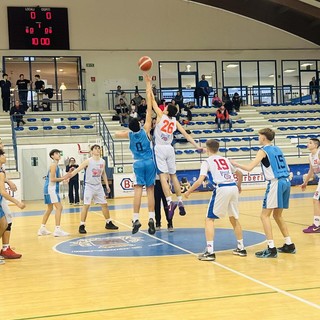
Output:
top-left (259, 61), bottom-right (276, 86)
top-left (241, 61), bottom-right (258, 87)
top-left (222, 61), bottom-right (240, 87)
top-left (282, 61), bottom-right (299, 102)
top-left (159, 62), bottom-right (178, 88)
top-left (300, 60), bottom-right (316, 71)
top-left (198, 62), bottom-right (217, 88)
top-left (178, 62), bottom-right (196, 73)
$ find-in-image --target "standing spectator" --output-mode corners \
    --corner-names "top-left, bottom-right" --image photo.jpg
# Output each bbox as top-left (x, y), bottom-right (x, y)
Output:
top-left (309, 76), bottom-right (319, 103)
top-left (185, 139), bottom-right (246, 261)
top-left (300, 138), bottom-right (320, 233)
top-left (10, 100), bottom-right (26, 127)
top-left (196, 74), bottom-right (210, 106)
top-left (34, 74), bottom-right (45, 108)
top-left (15, 74), bottom-right (31, 111)
top-left (66, 157), bottom-right (80, 205)
top-left (174, 91), bottom-right (184, 111)
top-left (211, 92), bottom-right (222, 108)
top-left (38, 149), bottom-right (70, 237)
top-left (231, 128), bottom-right (296, 258)
top-left (0, 73), bottom-right (11, 112)
top-left (215, 104), bottom-right (232, 130)
top-left (232, 92), bottom-right (242, 112)
top-left (69, 145), bottom-right (119, 234)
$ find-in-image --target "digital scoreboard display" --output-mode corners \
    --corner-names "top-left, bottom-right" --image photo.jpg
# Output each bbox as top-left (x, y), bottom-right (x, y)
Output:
top-left (7, 6), bottom-right (70, 50)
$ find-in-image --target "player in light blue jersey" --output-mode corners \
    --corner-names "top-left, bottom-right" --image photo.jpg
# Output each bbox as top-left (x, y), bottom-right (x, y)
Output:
top-left (38, 149), bottom-right (71, 237)
top-left (231, 128), bottom-right (296, 258)
top-left (115, 74), bottom-right (156, 235)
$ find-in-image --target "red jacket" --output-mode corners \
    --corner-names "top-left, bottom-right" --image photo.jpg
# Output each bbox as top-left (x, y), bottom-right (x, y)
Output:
top-left (216, 108), bottom-right (230, 120)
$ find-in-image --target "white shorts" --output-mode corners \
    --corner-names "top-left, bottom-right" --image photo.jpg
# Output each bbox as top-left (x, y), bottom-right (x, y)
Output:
top-left (207, 184), bottom-right (239, 219)
top-left (154, 144), bottom-right (176, 175)
top-left (313, 180), bottom-right (320, 200)
top-left (1, 198), bottom-right (13, 224)
top-left (83, 183), bottom-right (107, 205)
top-left (44, 186), bottom-right (60, 204)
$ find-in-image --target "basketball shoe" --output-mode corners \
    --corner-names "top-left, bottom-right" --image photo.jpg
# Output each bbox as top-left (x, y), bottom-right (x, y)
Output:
top-left (148, 218), bottom-right (156, 235)
top-left (37, 226), bottom-right (52, 236)
top-left (198, 251), bottom-right (216, 261)
top-left (132, 220), bottom-right (142, 234)
top-left (255, 247), bottom-right (277, 258)
top-left (167, 202), bottom-right (177, 220)
top-left (277, 243), bottom-right (296, 254)
top-left (303, 224), bottom-right (320, 233)
top-left (105, 221), bottom-right (119, 230)
top-left (232, 248), bottom-right (247, 257)
top-left (178, 201), bottom-right (186, 216)
top-left (79, 224), bottom-right (87, 234)
top-left (53, 228), bottom-right (70, 237)
top-left (1, 247), bottom-right (22, 259)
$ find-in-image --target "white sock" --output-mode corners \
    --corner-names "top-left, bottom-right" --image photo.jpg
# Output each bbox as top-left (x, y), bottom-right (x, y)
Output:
top-left (41, 224), bottom-right (46, 228)
top-left (166, 197), bottom-right (172, 205)
top-left (80, 221), bottom-right (85, 226)
top-left (314, 216), bottom-right (320, 227)
top-left (55, 226), bottom-right (60, 230)
top-left (2, 244), bottom-right (9, 251)
top-left (149, 212), bottom-right (155, 220)
top-left (106, 218), bottom-right (111, 223)
top-left (284, 237), bottom-right (292, 245)
top-left (206, 241), bottom-right (214, 253)
top-left (177, 196), bottom-right (182, 202)
top-left (133, 213), bottom-right (139, 222)
top-left (237, 239), bottom-right (244, 250)
top-left (267, 240), bottom-right (275, 248)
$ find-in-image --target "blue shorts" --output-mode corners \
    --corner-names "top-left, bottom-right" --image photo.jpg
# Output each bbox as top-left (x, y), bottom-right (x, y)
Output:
top-left (263, 178), bottom-right (290, 209)
top-left (0, 206), bottom-right (5, 218)
top-left (133, 158), bottom-right (156, 187)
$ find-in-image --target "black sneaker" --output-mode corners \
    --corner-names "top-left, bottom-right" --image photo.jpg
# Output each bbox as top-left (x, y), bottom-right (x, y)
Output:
top-left (255, 246), bottom-right (277, 258)
top-left (148, 218), bottom-right (156, 235)
top-left (233, 248), bottom-right (247, 257)
top-left (178, 201), bottom-right (186, 216)
top-left (105, 221), bottom-right (119, 230)
top-left (277, 243), bottom-right (296, 254)
top-left (167, 223), bottom-right (174, 232)
top-left (132, 220), bottom-right (142, 234)
top-left (198, 251), bottom-right (216, 261)
top-left (79, 225), bottom-right (87, 234)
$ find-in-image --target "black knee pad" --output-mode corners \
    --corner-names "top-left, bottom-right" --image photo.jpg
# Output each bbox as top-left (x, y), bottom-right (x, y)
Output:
top-left (6, 222), bottom-right (12, 231)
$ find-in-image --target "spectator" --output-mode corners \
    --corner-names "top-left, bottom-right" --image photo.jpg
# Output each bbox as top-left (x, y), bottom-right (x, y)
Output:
top-left (132, 92), bottom-right (143, 107)
top-left (211, 92), bottom-right (222, 108)
top-left (0, 73), bottom-right (11, 112)
top-left (137, 98), bottom-right (147, 121)
top-left (15, 74), bottom-right (31, 111)
top-left (114, 98), bottom-right (129, 124)
top-left (158, 99), bottom-right (166, 111)
top-left (10, 100), bottom-right (25, 127)
top-left (34, 74), bottom-right (45, 108)
top-left (215, 104), bottom-right (232, 130)
top-left (222, 91), bottom-right (234, 114)
top-left (66, 157), bottom-right (80, 205)
top-left (174, 91), bottom-right (184, 111)
top-left (309, 76), bottom-right (319, 103)
top-left (128, 100), bottom-right (138, 121)
top-left (196, 74), bottom-right (210, 106)
top-left (232, 92), bottom-right (242, 112)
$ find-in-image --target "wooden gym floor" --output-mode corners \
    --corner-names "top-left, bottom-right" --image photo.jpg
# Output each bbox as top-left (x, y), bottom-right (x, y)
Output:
top-left (2, 186), bottom-right (320, 320)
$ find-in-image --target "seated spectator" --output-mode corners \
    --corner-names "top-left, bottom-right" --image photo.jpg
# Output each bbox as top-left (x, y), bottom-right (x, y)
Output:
top-left (211, 92), bottom-right (222, 108)
top-left (158, 99), bottom-right (166, 111)
top-left (114, 98), bottom-right (129, 124)
top-left (132, 92), bottom-right (143, 107)
top-left (222, 91), bottom-right (234, 115)
top-left (232, 92), bottom-right (242, 112)
top-left (137, 98), bottom-right (147, 121)
top-left (222, 91), bottom-right (230, 104)
top-left (174, 91), bottom-right (184, 111)
top-left (128, 100), bottom-right (138, 121)
top-left (215, 104), bottom-right (232, 130)
top-left (10, 100), bottom-right (25, 127)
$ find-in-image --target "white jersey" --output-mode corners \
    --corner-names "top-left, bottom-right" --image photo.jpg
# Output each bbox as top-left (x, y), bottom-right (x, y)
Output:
top-left (154, 114), bottom-right (177, 146)
top-left (84, 157), bottom-right (105, 185)
top-left (310, 148), bottom-right (320, 178)
top-left (200, 155), bottom-right (237, 185)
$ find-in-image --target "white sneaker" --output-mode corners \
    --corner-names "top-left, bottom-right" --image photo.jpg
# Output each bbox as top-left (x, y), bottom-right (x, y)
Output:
top-left (38, 227), bottom-right (52, 236)
top-left (0, 260), bottom-right (5, 265)
top-left (53, 228), bottom-right (70, 237)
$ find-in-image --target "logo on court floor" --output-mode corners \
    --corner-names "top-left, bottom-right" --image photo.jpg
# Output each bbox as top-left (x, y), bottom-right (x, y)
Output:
top-left (54, 228), bottom-right (266, 258)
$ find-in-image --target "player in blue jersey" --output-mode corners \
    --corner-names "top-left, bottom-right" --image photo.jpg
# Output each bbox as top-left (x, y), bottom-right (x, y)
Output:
top-left (231, 128), bottom-right (296, 258)
top-left (38, 149), bottom-right (71, 237)
top-left (115, 75), bottom-right (156, 234)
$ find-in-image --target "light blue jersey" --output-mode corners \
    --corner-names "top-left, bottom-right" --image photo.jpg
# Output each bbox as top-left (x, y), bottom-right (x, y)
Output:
top-left (44, 164), bottom-right (61, 204)
top-left (261, 145), bottom-right (289, 180)
top-left (129, 128), bottom-right (153, 161)
top-left (129, 128), bottom-right (155, 186)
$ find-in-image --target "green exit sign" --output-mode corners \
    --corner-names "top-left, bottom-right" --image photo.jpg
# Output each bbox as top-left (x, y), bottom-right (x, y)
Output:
top-left (138, 76), bottom-right (143, 81)
top-left (86, 63), bottom-right (94, 67)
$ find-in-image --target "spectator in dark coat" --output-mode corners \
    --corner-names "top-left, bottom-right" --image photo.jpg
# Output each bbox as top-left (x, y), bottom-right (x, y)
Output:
top-left (10, 100), bottom-right (25, 127)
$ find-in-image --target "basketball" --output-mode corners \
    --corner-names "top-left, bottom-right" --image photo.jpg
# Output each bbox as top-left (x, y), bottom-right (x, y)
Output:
top-left (138, 56), bottom-right (153, 71)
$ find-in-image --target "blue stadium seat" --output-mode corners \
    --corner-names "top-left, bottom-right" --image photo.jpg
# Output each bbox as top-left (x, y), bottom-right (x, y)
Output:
top-left (68, 117), bottom-right (77, 121)
top-left (57, 125), bottom-right (67, 130)
top-left (175, 150), bottom-right (183, 155)
top-left (196, 121), bottom-right (205, 125)
top-left (81, 116), bottom-right (91, 121)
top-left (27, 118), bottom-right (37, 122)
top-left (14, 127), bottom-right (24, 131)
top-left (240, 147), bottom-right (250, 152)
top-left (203, 130), bottom-right (212, 134)
top-left (29, 126), bottom-right (39, 131)
top-left (184, 150), bottom-right (195, 154)
top-left (84, 125), bottom-right (94, 129)
top-left (192, 130), bottom-right (202, 134)
top-left (71, 125), bottom-right (80, 130)
top-left (229, 147), bottom-right (239, 152)
top-left (297, 144), bottom-right (307, 149)
top-left (199, 139), bottom-right (207, 143)
top-left (244, 128), bottom-right (254, 132)
top-left (41, 117), bottom-right (50, 122)
top-left (43, 126), bottom-right (53, 131)
top-left (221, 138), bottom-right (231, 142)
top-left (219, 147), bottom-right (228, 153)
top-left (242, 137), bottom-right (252, 141)
top-left (231, 138), bottom-right (241, 142)
top-left (234, 128), bottom-right (243, 133)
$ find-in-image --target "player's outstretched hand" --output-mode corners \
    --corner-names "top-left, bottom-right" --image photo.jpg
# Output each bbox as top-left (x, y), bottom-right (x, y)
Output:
top-left (184, 190), bottom-right (191, 199)
top-left (300, 183), bottom-right (307, 191)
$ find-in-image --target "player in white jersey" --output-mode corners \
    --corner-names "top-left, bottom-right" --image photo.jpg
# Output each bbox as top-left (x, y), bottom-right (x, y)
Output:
top-left (70, 145), bottom-right (119, 234)
top-left (150, 77), bottom-right (203, 219)
top-left (231, 128), bottom-right (295, 258)
top-left (300, 138), bottom-right (320, 233)
top-left (185, 139), bottom-right (246, 261)
top-left (38, 149), bottom-right (71, 237)
top-left (0, 149), bottom-right (25, 265)
top-left (0, 139), bottom-right (23, 259)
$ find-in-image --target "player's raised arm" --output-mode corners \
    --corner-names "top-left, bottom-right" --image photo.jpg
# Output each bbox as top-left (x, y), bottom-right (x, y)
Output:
top-left (176, 122), bottom-right (203, 151)
top-left (144, 74), bottom-right (153, 134)
top-left (145, 74), bottom-right (162, 119)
